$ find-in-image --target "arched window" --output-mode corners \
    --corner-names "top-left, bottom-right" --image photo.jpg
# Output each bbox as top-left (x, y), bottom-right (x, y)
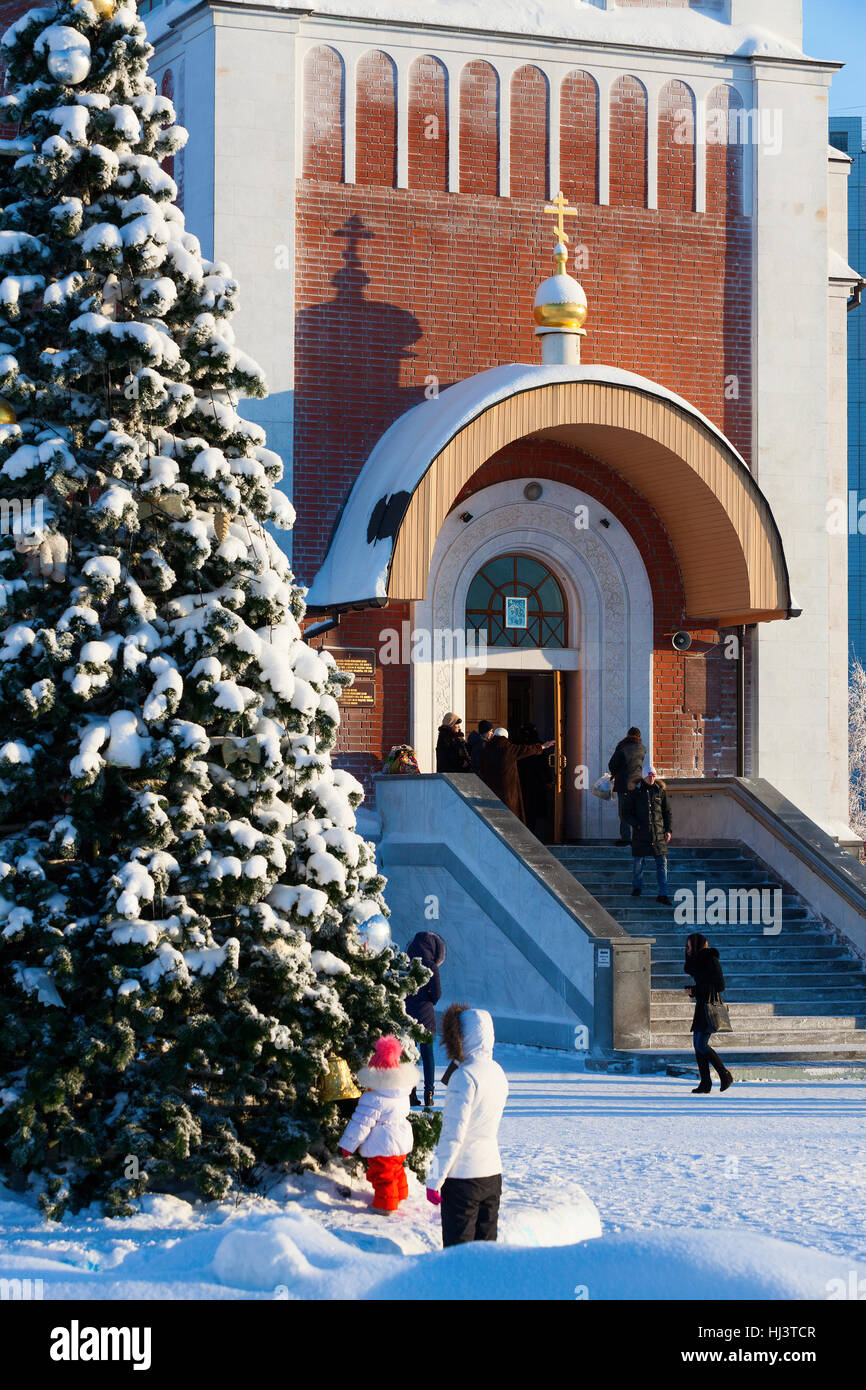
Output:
top-left (466, 554), bottom-right (567, 648)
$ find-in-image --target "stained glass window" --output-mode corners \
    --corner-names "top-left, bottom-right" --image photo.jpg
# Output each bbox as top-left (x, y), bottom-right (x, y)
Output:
top-left (466, 554), bottom-right (567, 648)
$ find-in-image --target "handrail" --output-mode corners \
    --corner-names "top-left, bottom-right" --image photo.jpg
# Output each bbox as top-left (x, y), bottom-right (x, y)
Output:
top-left (375, 771), bottom-right (648, 943)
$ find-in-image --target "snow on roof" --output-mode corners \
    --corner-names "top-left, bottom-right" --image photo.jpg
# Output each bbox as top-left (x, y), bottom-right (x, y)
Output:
top-left (305, 362), bottom-right (749, 610)
top-left (148, 0), bottom-right (808, 61)
top-left (303, 1), bottom-right (804, 59)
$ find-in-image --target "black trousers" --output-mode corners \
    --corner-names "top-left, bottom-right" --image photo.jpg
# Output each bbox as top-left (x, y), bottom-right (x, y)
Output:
top-left (440, 1175), bottom-right (502, 1248)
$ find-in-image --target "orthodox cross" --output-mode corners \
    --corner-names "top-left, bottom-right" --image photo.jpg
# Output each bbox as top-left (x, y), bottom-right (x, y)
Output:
top-left (544, 191), bottom-right (578, 245)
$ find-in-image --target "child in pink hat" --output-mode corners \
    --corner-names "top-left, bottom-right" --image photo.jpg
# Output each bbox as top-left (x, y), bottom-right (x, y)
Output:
top-left (339, 1036), bottom-right (419, 1213)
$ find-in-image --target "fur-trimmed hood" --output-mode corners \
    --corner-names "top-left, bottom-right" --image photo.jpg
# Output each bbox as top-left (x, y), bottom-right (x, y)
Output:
top-left (356, 1061), bottom-right (419, 1094)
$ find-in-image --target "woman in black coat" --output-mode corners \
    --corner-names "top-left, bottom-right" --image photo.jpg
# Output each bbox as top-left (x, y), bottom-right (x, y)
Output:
top-left (404, 931), bottom-right (446, 1108)
top-left (684, 932), bottom-right (734, 1095)
top-left (436, 714), bottom-right (472, 773)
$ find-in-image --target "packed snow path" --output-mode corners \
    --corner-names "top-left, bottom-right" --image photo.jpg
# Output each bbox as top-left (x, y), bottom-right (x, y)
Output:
top-left (1, 1046), bottom-right (865, 1298)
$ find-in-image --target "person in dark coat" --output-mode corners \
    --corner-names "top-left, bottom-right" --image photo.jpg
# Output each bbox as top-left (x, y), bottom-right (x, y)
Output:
top-left (608, 727), bottom-right (646, 846)
top-left (479, 726), bottom-right (554, 825)
top-left (684, 933), bottom-right (734, 1094)
top-left (623, 762), bottom-right (672, 903)
top-left (466, 720), bottom-right (493, 772)
top-left (404, 931), bottom-right (446, 1108)
top-left (436, 712), bottom-right (472, 773)
top-left (516, 722), bottom-right (553, 836)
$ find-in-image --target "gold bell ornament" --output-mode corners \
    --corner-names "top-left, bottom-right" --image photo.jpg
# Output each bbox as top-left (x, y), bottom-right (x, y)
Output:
top-left (319, 1056), bottom-right (361, 1103)
top-left (213, 509), bottom-right (231, 543)
top-left (73, 0), bottom-right (116, 17)
top-left (0, 399), bottom-right (17, 426)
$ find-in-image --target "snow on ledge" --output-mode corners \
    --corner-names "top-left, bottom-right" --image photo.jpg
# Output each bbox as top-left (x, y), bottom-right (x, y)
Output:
top-left (145, 0), bottom-right (809, 62)
top-left (306, 362), bottom-right (749, 610)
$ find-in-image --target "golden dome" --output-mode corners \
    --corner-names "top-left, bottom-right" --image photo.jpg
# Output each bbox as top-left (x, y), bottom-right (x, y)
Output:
top-left (533, 243), bottom-right (588, 333)
top-left (0, 399), bottom-right (17, 426)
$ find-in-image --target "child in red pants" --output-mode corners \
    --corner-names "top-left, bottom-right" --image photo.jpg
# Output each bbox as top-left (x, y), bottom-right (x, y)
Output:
top-left (339, 1036), bottom-right (418, 1213)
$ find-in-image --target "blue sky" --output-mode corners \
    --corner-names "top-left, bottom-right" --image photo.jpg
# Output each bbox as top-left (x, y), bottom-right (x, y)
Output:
top-left (803, 0), bottom-right (866, 117)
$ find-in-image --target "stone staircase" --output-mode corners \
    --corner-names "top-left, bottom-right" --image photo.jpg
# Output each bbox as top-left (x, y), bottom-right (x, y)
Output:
top-left (549, 842), bottom-right (866, 1057)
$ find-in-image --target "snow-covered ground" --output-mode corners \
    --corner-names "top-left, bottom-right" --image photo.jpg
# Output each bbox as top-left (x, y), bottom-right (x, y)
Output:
top-left (2, 1046), bottom-right (865, 1300)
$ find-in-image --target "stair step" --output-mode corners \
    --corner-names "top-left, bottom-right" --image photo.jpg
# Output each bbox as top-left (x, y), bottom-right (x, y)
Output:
top-left (651, 1006), bottom-right (866, 1026)
top-left (650, 945), bottom-right (854, 961)
top-left (651, 1030), bottom-right (866, 1048)
top-left (652, 973), bottom-right (866, 990)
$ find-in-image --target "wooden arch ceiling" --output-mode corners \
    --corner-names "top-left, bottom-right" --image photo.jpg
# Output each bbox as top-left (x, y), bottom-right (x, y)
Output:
top-left (386, 382), bottom-right (792, 628)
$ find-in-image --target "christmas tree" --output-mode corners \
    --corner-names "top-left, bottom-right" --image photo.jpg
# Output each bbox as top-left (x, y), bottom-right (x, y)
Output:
top-left (0, 0), bottom-right (431, 1219)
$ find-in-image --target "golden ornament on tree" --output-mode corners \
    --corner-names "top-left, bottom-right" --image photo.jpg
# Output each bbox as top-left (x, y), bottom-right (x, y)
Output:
top-left (0, 399), bottom-right (17, 426)
top-left (213, 509), bottom-right (231, 543)
top-left (73, 0), bottom-right (116, 17)
top-left (319, 1057), bottom-right (361, 1103)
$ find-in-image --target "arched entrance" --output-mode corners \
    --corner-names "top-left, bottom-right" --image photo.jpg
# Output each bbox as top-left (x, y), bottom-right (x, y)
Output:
top-left (308, 364), bottom-right (793, 627)
top-left (412, 479), bottom-right (653, 838)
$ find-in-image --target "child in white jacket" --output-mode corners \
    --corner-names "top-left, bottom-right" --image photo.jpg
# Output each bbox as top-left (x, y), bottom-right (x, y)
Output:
top-left (339, 1036), bottom-right (419, 1213)
top-left (426, 1005), bottom-right (509, 1247)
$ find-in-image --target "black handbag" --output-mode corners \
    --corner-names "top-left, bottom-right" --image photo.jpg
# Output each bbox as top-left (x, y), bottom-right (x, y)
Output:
top-left (704, 991), bottom-right (732, 1034)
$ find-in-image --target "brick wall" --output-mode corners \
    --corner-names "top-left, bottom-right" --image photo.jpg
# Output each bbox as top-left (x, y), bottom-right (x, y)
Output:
top-left (560, 71), bottom-right (599, 205)
top-left (408, 55), bottom-right (448, 192)
top-left (510, 65), bottom-right (549, 201)
top-left (610, 76), bottom-right (648, 208)
top-left (459, 60), bottom-right (499, 196)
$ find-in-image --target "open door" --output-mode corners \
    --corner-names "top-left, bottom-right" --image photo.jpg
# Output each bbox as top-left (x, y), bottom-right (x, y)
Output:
top-left (552, 669), bottom-right (567, 843)
top-left (465, 671), bottom-right (507, 730)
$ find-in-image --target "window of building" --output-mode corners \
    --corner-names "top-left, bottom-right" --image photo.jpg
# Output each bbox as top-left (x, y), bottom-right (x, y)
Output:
top-left (466, 554), bottom-right (567, 648)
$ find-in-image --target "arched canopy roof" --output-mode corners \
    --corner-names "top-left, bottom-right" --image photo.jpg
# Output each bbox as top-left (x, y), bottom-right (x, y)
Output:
top-left (307, 364), bottom-right (794, 628)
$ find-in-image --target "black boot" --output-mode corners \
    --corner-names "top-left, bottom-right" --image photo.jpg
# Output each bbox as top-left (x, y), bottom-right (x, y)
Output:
top-left (409, 1087), bottom-right (421, 1108)
top-left (692, 1054), bottom-right (712, 1093)
top-left (423, 1088), bottom-right (434, 1109)
top-left (707, 1049), bottom-right (734, 1091)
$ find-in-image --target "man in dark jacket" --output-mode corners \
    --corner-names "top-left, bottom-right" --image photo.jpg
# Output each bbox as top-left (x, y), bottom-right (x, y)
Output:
top-left (436, 713), bottom-right (472, 773)
top-left (466, 720), bottom-right (493, 772)
top-left (623, 762), bottom-right (672, 903)
top-left (404, 931), bottom-right (446, 1107)
top-left (479, 726), bottom-right (554, 826)
top-left (608, 727), bottom-right (646, 846)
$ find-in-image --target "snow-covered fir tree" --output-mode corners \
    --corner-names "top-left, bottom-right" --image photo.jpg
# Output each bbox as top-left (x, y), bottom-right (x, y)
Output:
top-left (0, 0), bottom-right (432, 1218)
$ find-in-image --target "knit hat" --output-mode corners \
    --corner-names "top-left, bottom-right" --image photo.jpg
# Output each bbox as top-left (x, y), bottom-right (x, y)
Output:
top-left (441, 711), bottom-right (461, 728)
top-left (367, 1035), bottom-right (403, 1070)
top-left (642, 761), bottom-right (657, 778)
top-left (478, 720), bottom-right (493, 735)
top-left (492, 726), bottom-right (509, 739)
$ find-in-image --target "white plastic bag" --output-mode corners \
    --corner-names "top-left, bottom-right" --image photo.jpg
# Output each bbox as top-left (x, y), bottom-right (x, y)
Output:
top-left (590, 772), bottom-right (613, 801)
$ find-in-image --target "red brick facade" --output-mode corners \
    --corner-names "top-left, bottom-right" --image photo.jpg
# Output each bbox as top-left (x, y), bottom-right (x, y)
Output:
top-left (296, 45), bottom-right (752, 792)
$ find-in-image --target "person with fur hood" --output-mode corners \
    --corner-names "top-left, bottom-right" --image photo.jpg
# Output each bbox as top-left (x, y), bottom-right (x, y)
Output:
top-left (339, 1036), bottom-right (419, 1213)
top-left (622, 761), bottom-right (673, 904)
top-left (425, 1005), bottom-right (509, 1247)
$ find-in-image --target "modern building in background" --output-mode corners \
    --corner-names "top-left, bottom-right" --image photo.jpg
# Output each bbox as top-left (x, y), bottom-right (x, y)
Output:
top-left (830, 116), bottom-right (866, 669)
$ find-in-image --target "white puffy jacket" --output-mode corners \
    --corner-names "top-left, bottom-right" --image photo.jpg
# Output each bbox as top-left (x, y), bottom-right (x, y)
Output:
top-left (338, 1062), bottom-right (419, 1158)
top-left (426, 1009), bottom-right (508, 1191)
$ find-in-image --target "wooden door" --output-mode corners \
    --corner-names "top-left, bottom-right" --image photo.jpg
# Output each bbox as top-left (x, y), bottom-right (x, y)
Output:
top-left (552, 669), bottom-right (567, 843)
top-left (465, 671), bottom-right (507, 731)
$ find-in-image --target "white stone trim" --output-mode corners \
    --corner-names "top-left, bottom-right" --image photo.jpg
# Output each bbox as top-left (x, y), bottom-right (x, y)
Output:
top-left (412, 479), bottom-right (653, 838)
